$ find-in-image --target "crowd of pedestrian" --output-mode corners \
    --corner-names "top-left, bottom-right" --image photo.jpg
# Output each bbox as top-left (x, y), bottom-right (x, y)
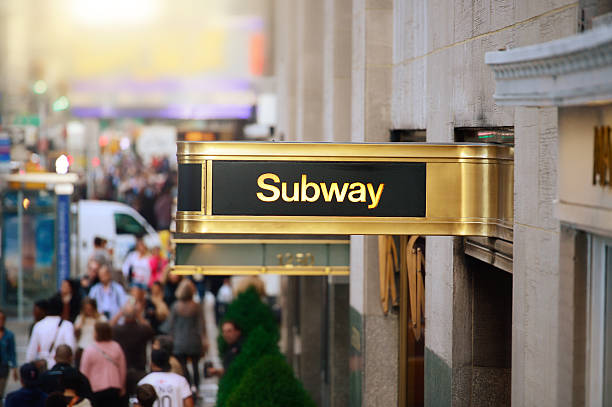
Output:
top-left (0, 233), bottom-right (239, 407)
top-left (93, 153), bottom-right (176, 231)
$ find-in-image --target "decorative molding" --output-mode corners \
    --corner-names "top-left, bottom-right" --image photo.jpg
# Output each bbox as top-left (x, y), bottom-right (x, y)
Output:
top-left (464, 237), bottom-right (513, 273)
top-left (485, 24), bottom-right (612, 106)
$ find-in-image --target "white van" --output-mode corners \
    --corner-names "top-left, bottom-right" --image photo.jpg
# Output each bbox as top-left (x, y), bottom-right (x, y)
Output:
top-left (71, 200), bottom-right (161, 276)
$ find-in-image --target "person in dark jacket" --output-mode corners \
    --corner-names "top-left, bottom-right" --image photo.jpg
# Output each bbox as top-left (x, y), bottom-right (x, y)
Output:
top-left (5, 363), bottom-right (47, 407)
top-left (206, 320), bottom-right (242, 378)
top-left (0, 309), bottom-right (18, 405)
top-left (111, 304), bottom-right (154, 398)
top-left (40, 345), bottom-right (92, 400)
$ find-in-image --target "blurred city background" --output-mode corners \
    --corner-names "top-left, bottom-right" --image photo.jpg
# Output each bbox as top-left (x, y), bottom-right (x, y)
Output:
top-left (0, 0), bottom-right (611, 406)
top-left (0, 2), bottom-right (277, 406)
top-left (0, 0), bottom-right (276, 316)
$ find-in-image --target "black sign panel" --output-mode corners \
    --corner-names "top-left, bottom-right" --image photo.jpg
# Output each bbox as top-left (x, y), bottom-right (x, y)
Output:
top-left (178, 163), bottom-right (202, 211)
top-left (212, 161), bottom-right (426, 217)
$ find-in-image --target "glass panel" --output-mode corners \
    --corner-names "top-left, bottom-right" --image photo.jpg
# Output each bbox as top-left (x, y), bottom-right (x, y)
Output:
top-left (454, 127), bottom-right (515, 145)
top-left (1, 190), bottom-right (57, 316)
top-left (114, 213), bottom-right (146, 235)
top-left (604, 245), bottom-right (612, 405)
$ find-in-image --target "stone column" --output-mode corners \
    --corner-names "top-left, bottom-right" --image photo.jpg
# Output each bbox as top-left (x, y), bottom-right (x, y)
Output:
top-left (298, 276), bottom-right (325, 406)
top-left (321, 1), bottom-right (352, 402)
top-left (423, 236), bottom-right (465, 407)
top-left (279, 276), bottom-right (298, 366)
top-left (422, 96), bottom-right (478, 407)
top-left (350, 0), bottom-right (395, 406)
top-left (295, 0), bottom-right (325, 142)
top-left (512, 106), bottom-right (561, 407)
top-left (274, 0), bottom-right (298, 141)
top-left (328, 278), bottom-right (350, 407)
top-left (323, 0), bottom-right (352, 142)
top-left (350, 235), bottom-right (399, 407)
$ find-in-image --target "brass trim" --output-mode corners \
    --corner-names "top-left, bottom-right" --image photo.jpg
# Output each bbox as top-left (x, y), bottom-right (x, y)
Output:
top-left (177, 216), bottom-right (513, 239)
top-left (206, 160), bottom-right (212, 215)
top-left (172, 238), bottom-right (350, 245)
top-left (183, 156), bottom-right (511, 164)
top-left (399, 236), bottom-right (408, 407)
top-left (171, 265), bottom-right (350, 276)
top-left (201, 162), bottom-right (206, 213)
top-left (176, 142), bottom-right (514, 239)
top-left (177, 142), bottom-right (514, 161)
top-left (178, 210), bottom-right (206, 216)
top-left (464, 239), bottom-right (513, 273)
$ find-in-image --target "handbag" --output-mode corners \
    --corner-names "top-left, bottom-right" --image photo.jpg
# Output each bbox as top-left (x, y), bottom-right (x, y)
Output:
top-left (93, 344), bottom-right (119, 368)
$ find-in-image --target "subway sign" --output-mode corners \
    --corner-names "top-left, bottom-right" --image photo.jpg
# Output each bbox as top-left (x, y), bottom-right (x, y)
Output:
top-left (210, 161), bottom-right (425, 217)
top-left (176, 142), bottom-right (513, 239)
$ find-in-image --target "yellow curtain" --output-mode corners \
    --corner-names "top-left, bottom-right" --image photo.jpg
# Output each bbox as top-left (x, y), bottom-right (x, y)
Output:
top-left (405, 236), bottom-right (425, 340)
top-left (378, 235), bottom-right (398, 314)
top-left (378, 235), bottom-right (425, 339)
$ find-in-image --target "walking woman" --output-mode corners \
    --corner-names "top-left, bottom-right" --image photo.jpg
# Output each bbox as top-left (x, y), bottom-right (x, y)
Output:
top-left (80, 322), bottom-right (126, 407)
top-left (74, 298), bottom-right (107, 368)
top-left (121, 236), bottom-right (152, 288)
top-left (0, 310), bottom-right (17, 407)
top-left (167, 279), bottom-right (208, 395)
top-left (50, 279), bottom-right (82, 323)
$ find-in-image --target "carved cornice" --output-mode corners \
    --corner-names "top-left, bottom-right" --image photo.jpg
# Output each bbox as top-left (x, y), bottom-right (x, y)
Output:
top-left (485, 25), bottom-right (612, 106)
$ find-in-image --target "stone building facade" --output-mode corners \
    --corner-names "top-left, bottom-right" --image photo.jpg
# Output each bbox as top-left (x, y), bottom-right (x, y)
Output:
top-left (274, 0), bottom-right (612, 406)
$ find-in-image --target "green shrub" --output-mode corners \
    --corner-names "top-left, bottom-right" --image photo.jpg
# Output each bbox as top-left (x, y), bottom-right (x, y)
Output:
top-left (226, 354), bottom-right (317, 407)
top-left (216, 326), bottom-right (281, 407)
top-left (218, 286), bottom-right (279, 354)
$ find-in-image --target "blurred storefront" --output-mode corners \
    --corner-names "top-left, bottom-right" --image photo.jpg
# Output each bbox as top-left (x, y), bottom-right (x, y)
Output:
top-left (1, 189), bottom-right (56, 314)
top-left (0, 172), bottom-right (77, 319)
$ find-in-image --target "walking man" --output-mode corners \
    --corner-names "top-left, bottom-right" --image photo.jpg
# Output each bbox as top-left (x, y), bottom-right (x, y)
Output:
top-left (138, 349), bottom-right (194, 407)
top-left (25, 298), bottom-right (76, 369)
top-left (88, 265), bottom-right (128, 319)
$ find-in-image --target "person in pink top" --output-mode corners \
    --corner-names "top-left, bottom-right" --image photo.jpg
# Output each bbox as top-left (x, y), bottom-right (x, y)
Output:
top-left (79, 321), bottom-right (126, 407)
top-left (148, 246), bottom-right (167, 288)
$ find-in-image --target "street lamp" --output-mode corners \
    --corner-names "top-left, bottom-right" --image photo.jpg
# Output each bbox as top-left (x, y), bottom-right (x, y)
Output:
top-left (55, 154), bottom-right (69, 175)
top-left (32, 80), bottom-right (48, 95)
top-left (52, 96), bottom-right (70, 112)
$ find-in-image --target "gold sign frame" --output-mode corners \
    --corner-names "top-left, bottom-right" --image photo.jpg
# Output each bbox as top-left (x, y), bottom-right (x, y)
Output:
top-left (176, 142), bottom-right (513, 240)
top-left (172, 236), bottom-right (350, 276)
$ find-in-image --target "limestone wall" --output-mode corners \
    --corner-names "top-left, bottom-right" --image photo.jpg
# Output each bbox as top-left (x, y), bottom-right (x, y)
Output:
top-left (274, 0), bottom-right (581, 405)
top-left (390, 1), bottom-right (577, 406)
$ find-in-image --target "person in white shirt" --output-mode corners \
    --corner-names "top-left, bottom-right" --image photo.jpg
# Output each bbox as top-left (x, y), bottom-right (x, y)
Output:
top-left (215, 277), bottom-right (233, 325)
top-left (216, 278), bottom-right (233, 304)
top-left (122, 237), bottom-right (152, 288)
top-left (25, 297), bottom-right (76, 369)
top-left (138, 349), bottom-right (194, 407)
top-left (88, 265), bottom-right (128, 319)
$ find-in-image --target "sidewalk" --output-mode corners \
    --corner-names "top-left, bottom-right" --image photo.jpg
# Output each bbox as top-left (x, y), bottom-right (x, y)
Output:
top-left (3, 318), bottom-right (218, 406)
top-left (4, 318), bottom-right (31, 396)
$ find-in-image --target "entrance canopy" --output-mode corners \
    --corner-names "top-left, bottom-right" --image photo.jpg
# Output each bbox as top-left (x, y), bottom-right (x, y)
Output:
top-left (173, 234), bottom-right (350, 276)
top-left (175, 142), bottom-right (513, 240)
